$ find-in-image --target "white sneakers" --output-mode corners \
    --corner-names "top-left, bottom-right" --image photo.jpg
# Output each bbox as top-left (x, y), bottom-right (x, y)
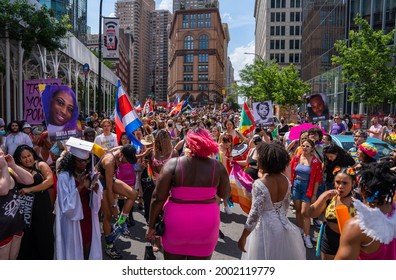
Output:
top-left (304, 235), bottom-right (313, 249)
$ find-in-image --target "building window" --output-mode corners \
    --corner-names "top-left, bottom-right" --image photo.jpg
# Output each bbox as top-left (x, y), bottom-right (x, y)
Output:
top-left (280, 53), bottom-right (285, 63)
top-left (289, 53), bottom-right (294, 63)
top-left (270, 40), bottom-right (275, 49)
top-left (295, 40), bottom-right (300, 49)
top-left (184, 74), bottom-right (193, 81)
top-left (290, 12), bottom-right (295, 22)
top-left (205, 13), bottom-right (211, 27)
top-left (296, 0), bottom-right (301, 8)
top-left (198, 84), bottom-right (209, 91)
top-left (270, 26), bottom-right (275, 36)
top-left (271, 0), bottom-right (275, 8)
top-left (198, 53), bottom-right (208, 63)
top-left (184, 35), bottom-right (194, 50)
top-left (184, 54), bottom-right (194, 63)
top-left (275, 40), bottom-right (280, 49)
top-left (281, 40), bottom-right (285, 49)
top-left (295, 53), bottom-right (300, 63)
top-left (281, 12), bottom-right (286, 22)
top-left (184, 84), bottom-right (193, 91)
top-left (290, 26), bottom-right (294, 36)
top-left (281, 26), bottom-right (285, 35)
top-left (270, 53), bottom-right (275, 60)
top-left (198, 34), bottom-right (209, 49)
top-left (198, 14), bottom-right (204, 28)
top-left (296, 12), bottom-right (301, 22)
top-left (271, 13), bottom-right (275, 22)
top-left (184, 65), bottom-right (193, 72)
top-left (198, 65), bottom-right (208, 72)
top-left (198, 74), bottom-right (208, 81)
top-left (289, 40), bottom-right (294, 49)
top-left (276, 12), bottom-right (280, 22)
top-left (190, 14), bottom-right (196, 28)
top-left (182, 15), bottom-right (188, 28)
top-left (290, 0), bottom-right (295, 8)
top-left (276, 26), bottom-right (280, 35)
top-left (296, 26), bottom-right (301, 35)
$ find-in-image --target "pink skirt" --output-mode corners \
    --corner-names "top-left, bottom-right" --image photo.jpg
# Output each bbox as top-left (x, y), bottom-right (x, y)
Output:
top-left (161, 200), bottom-right (220, 257)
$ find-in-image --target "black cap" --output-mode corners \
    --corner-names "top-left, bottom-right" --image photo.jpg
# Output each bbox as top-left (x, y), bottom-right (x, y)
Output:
top-left (121, 144), bottom-right (137, 164)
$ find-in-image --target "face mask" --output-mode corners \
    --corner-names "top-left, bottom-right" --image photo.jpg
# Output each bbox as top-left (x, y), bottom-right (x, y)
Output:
top-left (0, 130), bottom-right (5, 136)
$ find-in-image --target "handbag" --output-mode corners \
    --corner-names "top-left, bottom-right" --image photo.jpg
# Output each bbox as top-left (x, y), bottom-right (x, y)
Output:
top-left (144, 243), bottom-right (156, 260)
top-left (155, 216), bottom-right (165, 236)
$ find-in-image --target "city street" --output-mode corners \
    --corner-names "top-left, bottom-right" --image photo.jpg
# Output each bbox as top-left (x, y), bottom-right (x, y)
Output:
top-left (105, 202), bottom-right (320, 260)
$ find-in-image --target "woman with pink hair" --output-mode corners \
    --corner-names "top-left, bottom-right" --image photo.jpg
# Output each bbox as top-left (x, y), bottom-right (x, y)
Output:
top-left (146, 128), bottom-right (230, 259)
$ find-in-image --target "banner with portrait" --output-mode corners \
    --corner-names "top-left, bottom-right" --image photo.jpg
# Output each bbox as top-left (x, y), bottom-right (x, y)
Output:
top-left (307, 93), bottom-right (329, 123)
top-left (253, 101), bottom-right (273, 128)
top-left (103, 17), bottom-right (120, 59)
top-left (41, 85), bottom-right (82, 141)
top-left (23, 79), bottom-right (62, 125)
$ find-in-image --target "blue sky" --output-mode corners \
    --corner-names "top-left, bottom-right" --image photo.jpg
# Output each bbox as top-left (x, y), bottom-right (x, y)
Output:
top-left (87, 0), bottom-right (256, 80)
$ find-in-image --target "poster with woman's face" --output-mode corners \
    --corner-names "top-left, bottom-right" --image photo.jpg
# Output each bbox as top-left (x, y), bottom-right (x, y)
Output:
top-left (41, 85), bottom-right (82, 141)
top-left (253, 101), bottom-right (273, 127)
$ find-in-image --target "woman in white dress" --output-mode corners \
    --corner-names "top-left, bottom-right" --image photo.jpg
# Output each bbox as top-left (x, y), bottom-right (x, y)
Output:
top-left (238, 143), bottom-right (306, 260)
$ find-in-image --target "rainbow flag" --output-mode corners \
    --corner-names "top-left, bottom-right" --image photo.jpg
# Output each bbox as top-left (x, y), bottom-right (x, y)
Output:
top-left (229, 164), bottom-right (253, 214)
top-left (239, 102), bottom-right (255, 136)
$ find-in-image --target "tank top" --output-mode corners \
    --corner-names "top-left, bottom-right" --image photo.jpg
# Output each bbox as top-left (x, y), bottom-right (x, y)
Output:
top-left (295, 163), bottom-right (311, 180)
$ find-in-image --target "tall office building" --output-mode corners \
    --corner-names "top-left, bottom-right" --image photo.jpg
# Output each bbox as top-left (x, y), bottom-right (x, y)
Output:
top-left (173, 0), bottom-right (219, 13)
top-left (38, 0), bottom-right (88, 44)
top-left (254, 0), bottom-right (302, 67)
top-left (150, 10), bottom-right (172, 103)
top-left (116, 0), bottom-right (155, 103)
top-left (301, 0), bottom-right (396, 115)
top-left (168, 7), bottom-right (226, 105)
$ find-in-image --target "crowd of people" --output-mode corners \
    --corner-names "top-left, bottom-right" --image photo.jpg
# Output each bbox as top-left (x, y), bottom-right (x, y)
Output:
top-left (0, 105), bottom-right (395, 260)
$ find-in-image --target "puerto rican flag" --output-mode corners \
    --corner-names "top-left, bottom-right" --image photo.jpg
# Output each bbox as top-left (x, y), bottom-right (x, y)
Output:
top-left (115, 80), bottom-right (143, 149)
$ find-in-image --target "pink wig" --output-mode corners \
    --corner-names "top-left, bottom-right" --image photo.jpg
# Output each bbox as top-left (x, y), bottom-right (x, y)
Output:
top-left (186, 128), bottom-right (219, 157)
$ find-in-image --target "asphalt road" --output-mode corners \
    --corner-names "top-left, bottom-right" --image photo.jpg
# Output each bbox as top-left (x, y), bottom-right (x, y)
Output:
top-left (104, 203), bottom-right (320, 260)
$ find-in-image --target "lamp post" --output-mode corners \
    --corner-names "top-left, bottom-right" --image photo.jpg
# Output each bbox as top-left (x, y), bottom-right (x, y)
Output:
top-left (244, 52), bottom-right (264, 61)
top-left (98, 0), bottom-right (103, 114)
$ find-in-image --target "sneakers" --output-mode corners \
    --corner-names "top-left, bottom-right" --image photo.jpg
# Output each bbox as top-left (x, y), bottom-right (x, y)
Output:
top-left (224, 205), bottom-right (233, 215)
top-left (121, 226), bottom-right (133, 238)
top-left (313, 218), bottom-right (322, 229)
top-left (105, 245), bottom-right (122, 259)
top-left (304, 235), bottom-right (313, 249)
top-left (312, 231), bottom-right (319, 243)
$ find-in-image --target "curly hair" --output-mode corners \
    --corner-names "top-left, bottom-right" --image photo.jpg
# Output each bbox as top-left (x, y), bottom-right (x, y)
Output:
top-left (359, 162), bottom-right (396, 205)
top-left (257, 142), bottom-right (290, 174)
top-left (57, 152), bottom-right (92, 175)
top-left (185, 127), bottom-right (219, 157)
top-left (154, 130), bottom-right (173, 156)
top-left (14, 145), bottom-right (42, 166)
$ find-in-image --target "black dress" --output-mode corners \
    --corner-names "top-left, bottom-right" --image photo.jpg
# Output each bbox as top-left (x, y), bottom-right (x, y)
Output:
top-left (17, 162), bottom-right (54, 260)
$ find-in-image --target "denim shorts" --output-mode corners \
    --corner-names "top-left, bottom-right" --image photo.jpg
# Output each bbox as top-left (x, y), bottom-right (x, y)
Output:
top-left (292, 178), bottom-right (310, 203)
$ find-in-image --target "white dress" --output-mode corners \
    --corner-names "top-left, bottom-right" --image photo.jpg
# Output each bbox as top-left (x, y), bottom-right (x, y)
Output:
top-left (242, 179), bottom-right (306, 260)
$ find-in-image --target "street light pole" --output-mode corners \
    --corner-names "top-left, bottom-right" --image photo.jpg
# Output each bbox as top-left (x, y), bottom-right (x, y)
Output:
top-left (244, 52), bottom-right (264, 61)
top-left (98, 0), bottom-right (103, 114)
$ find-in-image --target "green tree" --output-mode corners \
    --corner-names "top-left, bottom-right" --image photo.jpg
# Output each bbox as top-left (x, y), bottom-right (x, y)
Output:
top-left (332, 16), bottom-right (396, 108)
top-left (236, 59), bottom-right (310, 106)
top-left (0, 0), bottom-right (71, 54)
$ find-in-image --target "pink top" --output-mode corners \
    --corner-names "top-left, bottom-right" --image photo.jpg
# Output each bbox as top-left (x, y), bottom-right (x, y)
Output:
top-left (169, 157), bottom-right (217, 201)
top-left (359, 239), bottom-right (396, 260)
top-left (116, 162), bottom-right (136, 186)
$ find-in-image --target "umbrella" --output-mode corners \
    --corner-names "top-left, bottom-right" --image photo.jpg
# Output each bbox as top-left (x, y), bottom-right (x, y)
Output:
top-left (288, 123), bottom-right (326, 141)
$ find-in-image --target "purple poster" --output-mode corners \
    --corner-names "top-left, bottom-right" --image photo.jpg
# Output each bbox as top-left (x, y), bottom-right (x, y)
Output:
top-left (41, 85), bottom-right (82, 141)
top-left (24, 79), bottom-right (62, 124)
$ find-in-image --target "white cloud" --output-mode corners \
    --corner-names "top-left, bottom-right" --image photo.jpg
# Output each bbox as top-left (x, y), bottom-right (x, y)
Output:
top-left (229, 41), bottom-right (255, 81)
top-left (158, 0), bottom-right (173, 11)
top-left (226, 15), bottom-right (255, 29)
top-left (222, 13), bottom-right (232, 22)
top-left (108, 12), bottom-right (116, 17)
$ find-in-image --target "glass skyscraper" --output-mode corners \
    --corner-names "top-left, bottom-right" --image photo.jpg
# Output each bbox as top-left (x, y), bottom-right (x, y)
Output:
top-left (38, 0), bottom-right (88, 44)
top-left (301, 0), bottom-right (396, 115)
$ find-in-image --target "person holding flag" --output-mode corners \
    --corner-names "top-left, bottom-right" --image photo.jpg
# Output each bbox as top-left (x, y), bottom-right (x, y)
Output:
top-left (239, 102), bottom-right (255, 137)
